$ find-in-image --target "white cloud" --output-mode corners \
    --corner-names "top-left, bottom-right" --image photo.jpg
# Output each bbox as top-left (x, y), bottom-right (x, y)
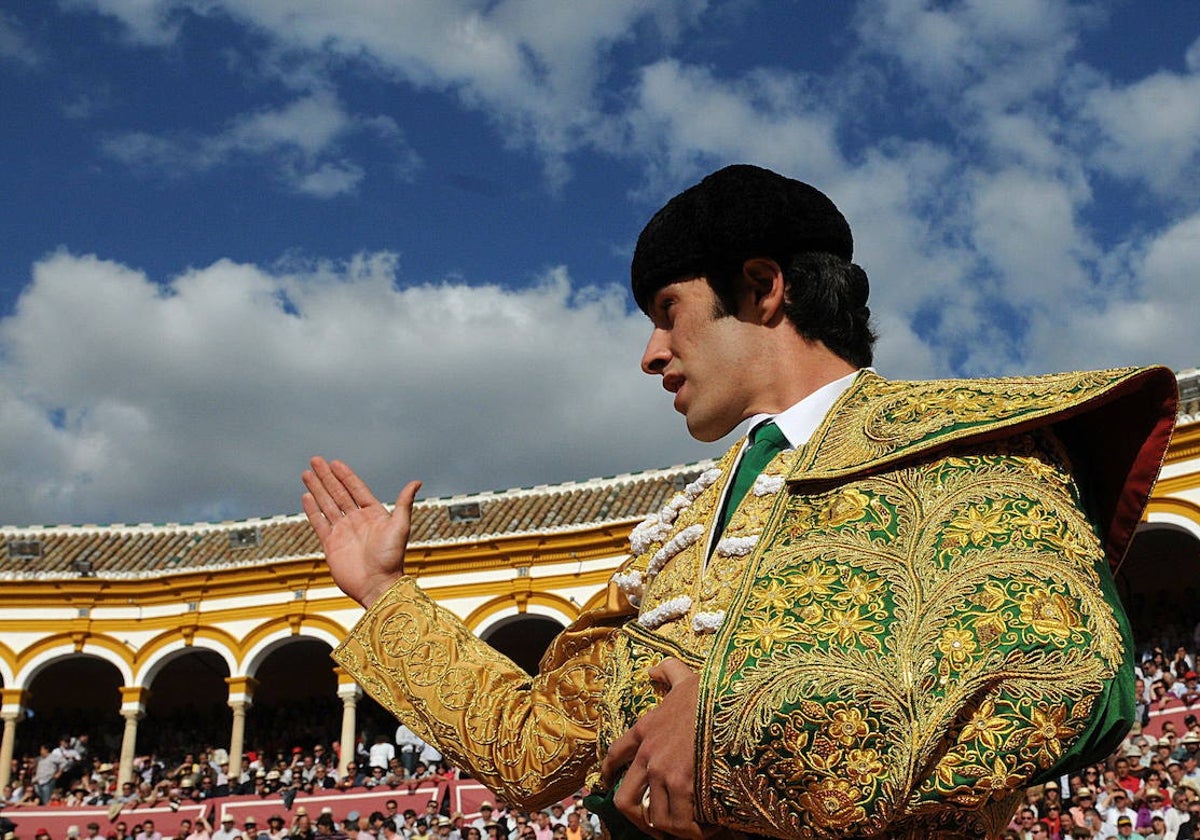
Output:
top-left (74, 0), bottom-right (707, 185)
top-left (0, 11), bottom-right (41, 67)
top-left (854, 0), bottom-right (1092, 108)
top-left (102, 92), bottom-right (415, 197)
top-left (624, 59), bottom-right (844, 189)
top-left (0, 251), bottom-right (709, 526)
top-left (1082, 68), bottom-right (1200, 200)
top-left (1012, 212), bottom-right (1200, 372)
top-left (61, 0), bottom-right (190, 45)
top-left (968, 168), bottom-right (1094, 302)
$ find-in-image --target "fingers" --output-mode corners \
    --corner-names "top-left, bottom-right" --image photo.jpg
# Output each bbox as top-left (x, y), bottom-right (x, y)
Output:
top-left (300, 492), bottom-right (329, 540)
top-left (648, 657), bottom-right (697, 688)
top-left (330, 458), bottom-right (383, 509)
top-left (303, 457), bottom-right (351, 522)
top-left (611, 760), bottom-right (659, 838)
top-left (600, 727), bottom-right (640, 788)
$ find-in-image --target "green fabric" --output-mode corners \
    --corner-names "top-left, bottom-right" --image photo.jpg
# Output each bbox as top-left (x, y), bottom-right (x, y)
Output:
top-left (1034, 554), bottom-right (1135, 782)
top-left (583, 785), bottom-right (653, 840)
top-left (716, 421), bottom-right (788, 536)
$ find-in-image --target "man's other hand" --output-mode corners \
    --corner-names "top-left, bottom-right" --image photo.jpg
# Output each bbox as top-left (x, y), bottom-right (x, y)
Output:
top-left (301, 456), bottom-right (421, 609)
top-left (601, 658), bottom-right (706, 840)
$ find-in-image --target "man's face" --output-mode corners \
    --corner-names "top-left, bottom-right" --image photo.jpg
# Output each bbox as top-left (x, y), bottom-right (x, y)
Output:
top-left (641, 278), bottom-right (763, 442)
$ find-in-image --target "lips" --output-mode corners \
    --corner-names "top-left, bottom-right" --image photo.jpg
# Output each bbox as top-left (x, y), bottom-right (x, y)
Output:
top-left (663, 372), bottom-right (684, 394)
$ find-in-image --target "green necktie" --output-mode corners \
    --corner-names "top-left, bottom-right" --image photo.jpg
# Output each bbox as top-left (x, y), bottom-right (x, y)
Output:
top-left (717, 420), bottom-right (789, 535)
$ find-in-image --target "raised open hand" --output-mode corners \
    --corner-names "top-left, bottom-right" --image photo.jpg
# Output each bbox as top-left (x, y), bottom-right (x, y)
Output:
top-left (301, 456), bottom-right (421, 609)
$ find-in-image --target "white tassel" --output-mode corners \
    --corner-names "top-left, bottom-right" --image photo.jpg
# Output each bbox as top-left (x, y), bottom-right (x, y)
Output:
top-left (691, 611), bottom-right (726, 634)
top-left (753, 473), bottom-right (785, 496)
top-left (611, 569), bottom-right (644, 605)
top-left (715, 534), bottom-right (759, 557)
top-left (630, 514), bottom-right (671, 555)
top-left (647, 524), bottom-right (704, 577)
top-left (638, 595), bottom-right (693, 629)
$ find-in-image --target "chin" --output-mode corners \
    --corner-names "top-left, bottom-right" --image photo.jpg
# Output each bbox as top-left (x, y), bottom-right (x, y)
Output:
top-left (685, 414), bottom-right (737, 443)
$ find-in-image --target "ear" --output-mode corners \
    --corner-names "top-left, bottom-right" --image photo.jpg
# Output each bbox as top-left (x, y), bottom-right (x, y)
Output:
top-left (737, 257), bottom-right (785, 323)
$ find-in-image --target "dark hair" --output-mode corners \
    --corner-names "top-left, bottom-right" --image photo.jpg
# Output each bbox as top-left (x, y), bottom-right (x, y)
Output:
top-left (707, 251), bottom-right (876, 368)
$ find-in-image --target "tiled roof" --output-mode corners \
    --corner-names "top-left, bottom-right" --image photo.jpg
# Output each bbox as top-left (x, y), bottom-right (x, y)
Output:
top-left (0, 460), bottom-right (716, 580)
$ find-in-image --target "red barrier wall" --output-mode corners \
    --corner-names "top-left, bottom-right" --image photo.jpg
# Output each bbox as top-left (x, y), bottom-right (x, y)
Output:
top-left (0, 781), bottom-right (520, 840)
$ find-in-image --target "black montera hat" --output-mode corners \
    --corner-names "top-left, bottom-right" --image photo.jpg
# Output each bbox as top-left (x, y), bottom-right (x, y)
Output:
top-left (631, 164), bottom-right (852, 312)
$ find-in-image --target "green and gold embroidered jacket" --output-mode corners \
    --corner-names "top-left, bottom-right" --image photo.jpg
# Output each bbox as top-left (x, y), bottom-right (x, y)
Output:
top-left (333, 367), bottom-right (1177, 839)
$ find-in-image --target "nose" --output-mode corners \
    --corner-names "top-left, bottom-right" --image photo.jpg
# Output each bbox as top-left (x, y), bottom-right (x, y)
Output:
top-left (641, 327), bottom-right (670, 375)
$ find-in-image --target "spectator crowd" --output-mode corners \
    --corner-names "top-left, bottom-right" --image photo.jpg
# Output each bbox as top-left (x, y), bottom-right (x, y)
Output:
top-left (12, 635), bottom-right (1200, 840)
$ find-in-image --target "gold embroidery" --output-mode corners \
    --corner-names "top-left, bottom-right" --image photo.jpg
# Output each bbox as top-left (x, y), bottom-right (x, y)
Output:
top-left (696, 430), bottom-right (1125, 839)
top-left (334, 367), bottom-right (1169, 838)
top-left (334, 578), bottom-right (625, 808)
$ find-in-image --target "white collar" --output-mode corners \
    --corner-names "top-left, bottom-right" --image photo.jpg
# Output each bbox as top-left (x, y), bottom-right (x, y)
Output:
top-left (743, 368), bottom-right (867, 448)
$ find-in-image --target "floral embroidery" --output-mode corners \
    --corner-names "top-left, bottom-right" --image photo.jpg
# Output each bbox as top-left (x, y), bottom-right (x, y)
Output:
top-left (938, 626), bottom-right (978, 666)
top-left (1024, 705), bottom-right (1073, 763)
top-left (827, 706), bottom-right (870, 746)
top-left (1018, 588), bottom-right (1079, 639)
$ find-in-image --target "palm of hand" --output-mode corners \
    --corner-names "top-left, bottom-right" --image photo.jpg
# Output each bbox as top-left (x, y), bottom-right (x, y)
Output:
top-left (301, 457), bottom-right (422, 608)
top-left (323, 504), bottom-right (408, 600)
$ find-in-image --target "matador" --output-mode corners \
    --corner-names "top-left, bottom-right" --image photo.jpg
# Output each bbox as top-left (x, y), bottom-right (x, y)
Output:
top-left (303, 164), bottom-right (1177, 840)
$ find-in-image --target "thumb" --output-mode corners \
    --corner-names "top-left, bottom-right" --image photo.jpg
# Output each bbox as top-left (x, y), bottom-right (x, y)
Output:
top-left (648, 657), bottom-right (696, 688)
top-left (394, 480), bottom-right (422, 514)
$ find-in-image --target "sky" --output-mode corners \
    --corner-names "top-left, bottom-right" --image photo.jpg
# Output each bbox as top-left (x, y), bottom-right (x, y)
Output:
top-left (1, 0), bottom-right (1198, 528)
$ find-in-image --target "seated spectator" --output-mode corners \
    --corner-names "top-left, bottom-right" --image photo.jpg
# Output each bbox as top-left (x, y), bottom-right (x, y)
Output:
top-left (337, 762), bottom-right (362, 790)
top-left (186, 820), bottom-right (212, 840)
top-left (264, 817), bottom-right (288, 840)
top-left (212, 815), bottom-right (241, 840)
top-left (136, 819), bottom-right (164, 840)
top-left (244, 817), bottom-right (264, 840)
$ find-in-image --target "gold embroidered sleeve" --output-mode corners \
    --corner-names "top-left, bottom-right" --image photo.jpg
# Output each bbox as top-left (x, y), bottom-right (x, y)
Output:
top-left (695, 432), bottom-right (1130, 840)
top-left (333, 576), bottom-right (630, 808)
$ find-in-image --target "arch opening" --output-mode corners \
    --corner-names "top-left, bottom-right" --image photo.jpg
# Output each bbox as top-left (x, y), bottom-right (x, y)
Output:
top-left (1121, 523), bottom-right (1200, 654)
top-left (16, 655), bottom-right (123, 772)
top-left (480, 614), bottom-right (565, 677)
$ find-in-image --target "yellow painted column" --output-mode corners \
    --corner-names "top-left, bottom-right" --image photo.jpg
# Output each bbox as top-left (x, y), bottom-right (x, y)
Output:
top-left (0, 689), bottom-right (28, 789)
top-left (117, 686), bottom-right (149, 786)
top-left (335, 667), bottom-right (361, 778)
top-left (225, 676), bottom-right (259, 780)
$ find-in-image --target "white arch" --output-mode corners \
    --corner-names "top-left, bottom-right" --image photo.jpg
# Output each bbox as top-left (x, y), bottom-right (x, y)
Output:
top-left (241, 627), bottom-right (341, 677)
top-left (15, 642), bottom-right (133, 688)
top-left (0, 656), bottom-right (15, 688)
top-left (1144, 513), bottom-right (1200, 543)
top-left (135, 637), bottom-right (238, 686)
top-left (473, 603), bottom-right (570, 638)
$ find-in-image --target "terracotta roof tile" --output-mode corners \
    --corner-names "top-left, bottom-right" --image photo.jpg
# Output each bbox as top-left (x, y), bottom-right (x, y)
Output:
top-left (0, 460), bottom-right (716, 579)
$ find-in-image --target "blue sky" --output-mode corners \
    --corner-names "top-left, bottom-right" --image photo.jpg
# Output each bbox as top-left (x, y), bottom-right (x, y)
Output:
top-left (1, 0), bottom-right (1197, 527)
